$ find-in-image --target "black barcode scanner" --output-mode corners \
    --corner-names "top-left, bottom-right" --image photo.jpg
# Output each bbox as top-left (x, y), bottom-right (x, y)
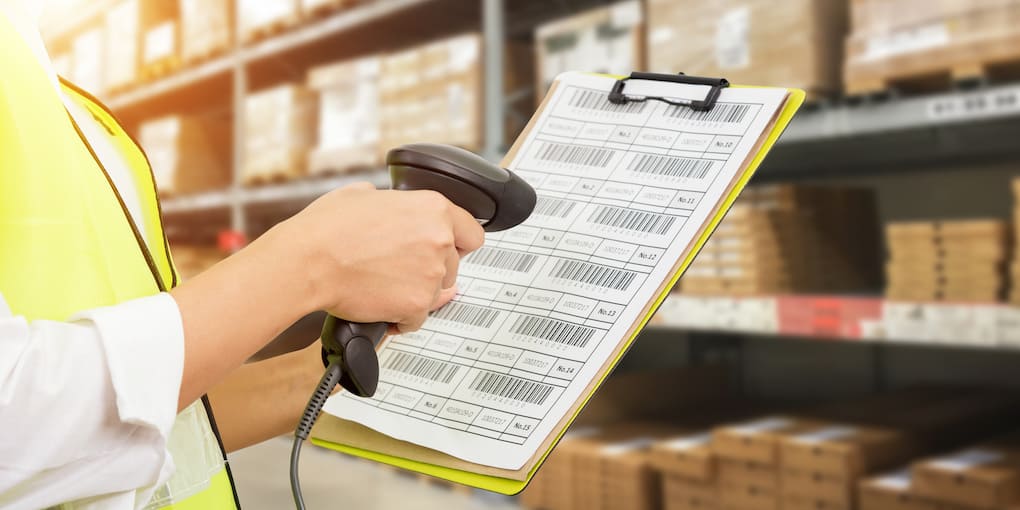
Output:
top-left (290, 143), bottom-right (537, 510)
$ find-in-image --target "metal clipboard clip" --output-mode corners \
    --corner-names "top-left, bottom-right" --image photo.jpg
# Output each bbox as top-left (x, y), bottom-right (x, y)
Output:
top-left (608, 72), bottom-right (730, 112)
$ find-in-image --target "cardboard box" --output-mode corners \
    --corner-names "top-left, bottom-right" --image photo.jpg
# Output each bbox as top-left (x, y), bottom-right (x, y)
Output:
top-left (650, 432), bottom-right (717, 481)
top-left (781, 424), bottom-right (920, 479)
top-left (712, 416), bottom-right (824, 466)
top-left (307, 55), bottom-right (382, 174)
top-left (104, 0), bottom-right (139, 89)
top-left (663, 474), bottom-right (718, 510)
top-left (534, 1), bottom-right (644, 97)
top-left (782, 466), bottom-right (854, 505)
top-left (846, 1), bottom-right (1020, 94)
top-left (142, 20), bottom-right (177, 66)
top-left (647, 0), bottom-right (847, 98)
top-left (243, 84), bottom-right (317, 184)
top-left (718, 481), bottom-right (780, 510)
top-left (718, 459), bottom-right (779, 490)
top-left (859, 470), bottom-right (942, 510)
top-left (140, 113), bottom-right (232, 195)
top-left (912, 445), bottom-right (1020, 509)
top-left (179, 0), bottom-right (232, 62)
top-left (571, 423), bottom-right (679, 510)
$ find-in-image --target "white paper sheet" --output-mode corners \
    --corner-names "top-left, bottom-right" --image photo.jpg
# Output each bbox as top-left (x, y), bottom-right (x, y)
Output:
top-left (323, 72), bottom-right (787, 469)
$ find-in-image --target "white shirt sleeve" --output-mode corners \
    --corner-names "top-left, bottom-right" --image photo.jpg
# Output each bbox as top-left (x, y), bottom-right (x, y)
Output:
top-left (0, 292), bottom-right (186, 510)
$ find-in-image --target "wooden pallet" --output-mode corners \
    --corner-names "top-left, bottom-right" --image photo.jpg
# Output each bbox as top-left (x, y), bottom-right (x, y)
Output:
top-left (304, 0), bottom-right (362, 19)
top-left (140, 56), bottom-right (182, 82)
top-left (243, 15), bottom-right (301, 43)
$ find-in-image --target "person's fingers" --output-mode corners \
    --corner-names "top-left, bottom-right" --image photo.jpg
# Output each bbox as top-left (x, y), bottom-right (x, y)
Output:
top-left (442, 246), bottom-right (460, 289)
top-left (431, 285), bottom-right (458, 311)
top-left (446, 202), bottom-right (485, 253)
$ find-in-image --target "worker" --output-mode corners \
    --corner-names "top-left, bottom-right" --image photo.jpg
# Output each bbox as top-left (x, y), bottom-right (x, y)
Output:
top-left (0, 2), bottom-right (485, 509)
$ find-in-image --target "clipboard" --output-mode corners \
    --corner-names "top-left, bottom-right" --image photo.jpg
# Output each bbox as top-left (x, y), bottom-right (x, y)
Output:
top-left (310, 71), bottom-right (805, 495)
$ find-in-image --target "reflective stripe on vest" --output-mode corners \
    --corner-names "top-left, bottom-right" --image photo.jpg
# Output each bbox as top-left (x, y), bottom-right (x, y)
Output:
top-left (0, 14), bottom-right (238, 509)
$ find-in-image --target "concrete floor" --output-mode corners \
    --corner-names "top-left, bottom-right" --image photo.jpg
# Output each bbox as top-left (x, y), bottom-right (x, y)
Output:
top-left (229, 436), bottom-right (521, 510)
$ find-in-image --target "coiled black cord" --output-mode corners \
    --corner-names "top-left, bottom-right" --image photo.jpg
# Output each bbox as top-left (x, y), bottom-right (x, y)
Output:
top-left (291, 359), bottom-right (344, 510)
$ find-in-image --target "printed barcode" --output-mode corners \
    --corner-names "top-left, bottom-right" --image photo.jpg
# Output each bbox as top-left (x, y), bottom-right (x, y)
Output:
top-left (534, 196), bottom-right (578, 218)
top-left (549, 259), bottom-right (637, 291)
top-left (465, 247), bottom-right (538, 273)
top-left (665, 103), bottom-right (751, 124)
top-left (468, 371), bottom-right (555, 405)
top-left (383, 351), bottom-right (460, 384)
top-left (568, 88), bottom-right (647, 114)
top-left (510, 314), bottom-right (597, 348)
top-left (431, 302), bottom-right (501, 328)
top-left (628, 154), bottom-right (713, 180)
top-left (536, 142), bottom-right (614, 168)
top-left (587, 205), bottom-right (678, 235)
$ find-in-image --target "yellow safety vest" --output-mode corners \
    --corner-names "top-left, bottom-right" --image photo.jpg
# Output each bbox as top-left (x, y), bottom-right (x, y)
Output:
top-left (0, 15), bottom-right (239, 510)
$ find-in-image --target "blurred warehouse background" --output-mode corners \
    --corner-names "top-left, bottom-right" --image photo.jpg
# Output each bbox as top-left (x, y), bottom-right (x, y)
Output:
top-left (38, 0), bottom-right (1020, 509)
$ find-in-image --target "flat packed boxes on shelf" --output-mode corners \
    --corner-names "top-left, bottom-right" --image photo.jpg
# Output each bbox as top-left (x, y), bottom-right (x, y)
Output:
top-left (885, 220), bottom-right (1011, 303)
top-left (534, 0), bottom-right (644, 97)
top-left (646, 0), bottom-right (847, 99)
top-left (140, 113), bottom-right (232, 196)
top-left (845, 0), bottom-right (1020, 94)
top-left (243, 84), bottom-right (317, 185)
top-left (679, 185), bottom-right (881, 296)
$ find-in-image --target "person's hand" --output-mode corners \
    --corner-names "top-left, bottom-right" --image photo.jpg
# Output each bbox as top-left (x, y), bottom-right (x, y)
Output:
top-left (268, 182), bottom-right (485, 333)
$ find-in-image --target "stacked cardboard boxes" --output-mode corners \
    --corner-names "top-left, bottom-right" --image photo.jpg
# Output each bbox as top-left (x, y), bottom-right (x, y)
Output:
top-left (179, 0), bottom-right (233, 63)
top-left (861, 433), bottom-right (1020, 510)
top-left (680, 185), bottom-right (881, 296)
top-left (1012, 179), bottom-right (1020, 306)
top-left (71, 28), bottom-right (105, 95)
top-left (243, 84), bottom-right (318, 184)
top-left (885, 220), bottom-right (1010, 303)
top-left (646, 0), bottom-right (847, 99)
top-left (845, 0), bottom-right (1020, 94)
top-left (140, 113), bottom-right (232, 195)
top-left (307, 55), bottom-right (382, 175)
top-left (139, 1), bottom-right (179, 78)
top-left (534, 1), bottom-right (644, 97)
top-left (378, 33), bottom-right (532, 156)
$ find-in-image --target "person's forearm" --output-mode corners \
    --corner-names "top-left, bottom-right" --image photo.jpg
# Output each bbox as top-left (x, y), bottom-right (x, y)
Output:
top-left (206, 343), bottom-right (325, 452)
top-left (171, 221), bottom-right (321, 411)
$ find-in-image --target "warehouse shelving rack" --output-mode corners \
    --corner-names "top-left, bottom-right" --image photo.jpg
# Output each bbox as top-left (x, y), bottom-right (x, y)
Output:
top-left (43, 0), bottom-right (1020, 393)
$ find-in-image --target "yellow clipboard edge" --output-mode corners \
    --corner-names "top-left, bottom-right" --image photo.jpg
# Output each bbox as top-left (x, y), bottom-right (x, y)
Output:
top-left (311, 81), bottom-right (806, 495)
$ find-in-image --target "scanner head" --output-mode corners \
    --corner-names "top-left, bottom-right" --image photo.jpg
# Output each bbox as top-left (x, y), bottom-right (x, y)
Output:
top-left (386, 143), bottom-right (536, 232)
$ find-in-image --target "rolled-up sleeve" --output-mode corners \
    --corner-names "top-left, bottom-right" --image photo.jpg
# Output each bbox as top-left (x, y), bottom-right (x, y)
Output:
top-left (0, 292), bottom-right (185, 509)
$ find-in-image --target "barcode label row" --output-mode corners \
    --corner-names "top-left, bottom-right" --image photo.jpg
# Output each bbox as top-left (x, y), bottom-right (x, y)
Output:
top-left (466, 247), bottom-right (539, 273)
top-left (534, 196), bottom-right (578, 218)
top-left (628, 154), bottom-right (713, 180)
top-left (510, 314), bottom-right (597, 348)
top-left (431, 302), bottom-right (501, 328)
top-left (468, 371), bottom-right (556, 406)
top-left (549, 259), bottom-right (637, 291)
top-left (568, 88), bottom-right (647, 114)
top-left (588, 205), bottom-right (678, 235)
top-left (665, 103), bottom-right (751, 124)
top-left (383, 351), bottom-right (461, 384)
top-left (536, 142), bottom-right (614, 168)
